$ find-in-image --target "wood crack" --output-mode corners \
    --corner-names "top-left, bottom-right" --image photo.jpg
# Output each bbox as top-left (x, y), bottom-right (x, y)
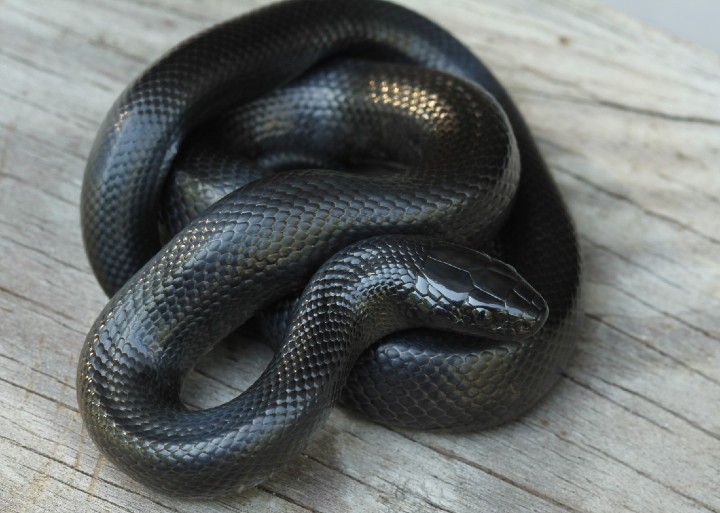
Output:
top-left (593, 374), bottom-right (720, 442)
top-left (0, 434), bottom-right (182, 512)
top-left (304, 452), bottom-right (453, 513)
top-left (520, 87), bottom-right (720, 126)
top-left (611, 284), bottom-right (720, 342)
top-left (581, 441), bottom-right (719, 513)
top-left (0, 285), bottom-right (85, 327)
top-left (256, 485), bottom-right (317, 513)
top-left (389, 430), bottom-right (584, 513)
top-left (562, 373), bottom-right (673, 434)
top-left (555, 164), bottom-right (720, 247)
top-left (586, 313), bottom-right (720, 388)
top-left (2, 234), bottom-right (87, 274)
top-left (0, 375), bottom-right (79, 413)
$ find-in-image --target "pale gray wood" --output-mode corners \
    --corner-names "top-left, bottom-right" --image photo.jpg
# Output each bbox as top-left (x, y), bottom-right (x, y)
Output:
top-left (1, 0), bottom-right (718, 511)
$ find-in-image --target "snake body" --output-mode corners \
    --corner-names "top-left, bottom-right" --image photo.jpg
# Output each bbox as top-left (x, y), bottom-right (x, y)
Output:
top-left (77, 0), bottom-right (581, 497)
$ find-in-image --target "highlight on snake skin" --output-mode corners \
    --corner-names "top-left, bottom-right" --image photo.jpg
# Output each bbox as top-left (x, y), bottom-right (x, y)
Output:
top-left (77, 0), bottom-right (581, 498)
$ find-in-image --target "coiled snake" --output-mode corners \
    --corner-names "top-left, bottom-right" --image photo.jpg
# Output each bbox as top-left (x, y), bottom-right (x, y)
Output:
top-left (77, 0), bottom-right (581, 498)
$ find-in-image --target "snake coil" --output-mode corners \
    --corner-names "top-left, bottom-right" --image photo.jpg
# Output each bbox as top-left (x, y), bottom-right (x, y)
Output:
top-left (77, 0), bottom-right (581, 498)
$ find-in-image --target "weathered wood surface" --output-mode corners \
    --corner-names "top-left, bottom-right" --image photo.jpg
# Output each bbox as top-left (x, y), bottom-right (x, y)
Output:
top-left (1, 0), bottom-right (719, 511)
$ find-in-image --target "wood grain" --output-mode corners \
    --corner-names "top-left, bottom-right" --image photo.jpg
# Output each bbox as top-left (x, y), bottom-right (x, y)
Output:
top-left (1, 0), bottom-right (718, 511)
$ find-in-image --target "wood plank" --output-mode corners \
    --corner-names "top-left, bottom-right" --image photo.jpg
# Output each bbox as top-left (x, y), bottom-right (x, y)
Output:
top-left (0, 0), bottom-right (718, 511)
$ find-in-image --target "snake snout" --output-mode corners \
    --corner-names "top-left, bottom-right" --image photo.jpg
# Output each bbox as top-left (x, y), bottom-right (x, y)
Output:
top-left (489, 278), bottom-right (549, 339)
top-left (416, 244), bottom-right (548, 340)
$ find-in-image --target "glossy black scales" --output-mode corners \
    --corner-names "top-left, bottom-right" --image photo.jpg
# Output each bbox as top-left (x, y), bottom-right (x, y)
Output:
top-left (77, 0), bottom-right (581, 498)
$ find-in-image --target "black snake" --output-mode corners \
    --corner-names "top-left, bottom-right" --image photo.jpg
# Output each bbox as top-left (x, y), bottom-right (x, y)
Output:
top-left (77, 0), bottom-right (581, 498)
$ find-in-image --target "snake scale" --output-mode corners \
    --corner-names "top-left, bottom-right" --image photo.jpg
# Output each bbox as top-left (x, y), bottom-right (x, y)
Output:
top-left (77, 0), bottom-right (581, 498)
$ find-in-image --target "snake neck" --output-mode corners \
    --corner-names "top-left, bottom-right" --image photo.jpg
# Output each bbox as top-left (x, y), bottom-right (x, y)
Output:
top-left (275, 242), bottom-right (419, 399)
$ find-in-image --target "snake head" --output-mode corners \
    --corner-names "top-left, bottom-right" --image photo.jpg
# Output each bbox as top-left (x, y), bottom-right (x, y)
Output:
top-left (411, 245), bottom-right (548, 340)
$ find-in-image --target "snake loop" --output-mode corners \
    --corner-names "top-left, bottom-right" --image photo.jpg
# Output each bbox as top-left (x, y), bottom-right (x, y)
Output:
top-left (77, 0), bottom-right (581, 497)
